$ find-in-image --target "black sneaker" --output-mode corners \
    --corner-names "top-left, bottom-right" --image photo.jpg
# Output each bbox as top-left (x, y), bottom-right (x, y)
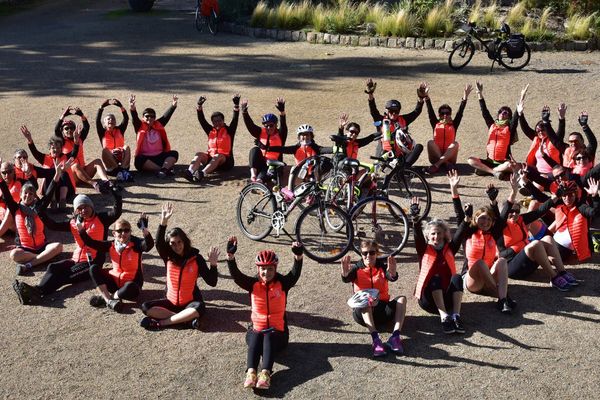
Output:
top-left (140, 316), bottom-right (162, 331)
top-left (442, 316), bottom-right (455, 334)
top-left (506, 296), bottom-right (517, 309)
top-left (497, 298), bottom-right (512, 314)
top-left (89, 295), bottom-right (107, 308)
top-left (15, 263), bottom-right (33, 276)
top-left (453, 315), bottom-right (466, 334)
top-left (13, 280), bottom-right (25, 305)
top-left (193, 170), bottom-right (204, 182)
top-left (191, 317), bottom-right (201, 330)
top-left (107, 299), bottom-right (123, 313)
top-left (13, 280), bottom-right (40, 305)
top-left (181, 169), bottom-right (195, 182)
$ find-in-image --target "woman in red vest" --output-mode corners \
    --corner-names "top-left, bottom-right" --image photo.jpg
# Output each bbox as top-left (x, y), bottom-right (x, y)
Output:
top-left (183, 94), bottom-right (240, 182)
top-left (365, 78), bottom-right (426, 167)
top-left (242, 97), bottom-right (288, 183)
top-left (13, 148), bottom-right (54, 190)
top-left (140, 202), bottom-right (219, 330)
top-left (79, 215), bottom-right (154, 312)
top-left (0, 162), bottom-right (22, 238)
top-left (448, 170), bottom-right (515, 314)
top-left (412, 199), bottom-right (468, 334)
top-left (424, 83), bottom-right (472, 174)
top-left (467, 81), bottom-right (518, 179)
top-left (12, 188), bottom-right (122, 305)
top-left (55, 106), bottom-right (112, 192)
top-left (226, 236), bottom-right (303, 390)
top-left (2, 160), bottom-right (68, 276)
top-left (547, 180), bottom-right (600, 264)
top-left (341, 240), bottom-right (406, 358)
top-left (554, 104), bottom-right (596, 168)
top-left (130, 94), bottom-right (179, 178)
top-left (96, 98), bottom-right (133, 182)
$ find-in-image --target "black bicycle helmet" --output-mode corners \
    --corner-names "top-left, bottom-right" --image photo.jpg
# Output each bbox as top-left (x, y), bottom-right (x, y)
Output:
top-left (384, 99), bottom-right (401, 111)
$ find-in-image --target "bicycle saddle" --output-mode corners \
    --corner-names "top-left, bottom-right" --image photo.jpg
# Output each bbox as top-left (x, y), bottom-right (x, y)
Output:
top-left (267, 160), bottom-right (286, 168)
top-left (343, 158), bottom-right (360, 168)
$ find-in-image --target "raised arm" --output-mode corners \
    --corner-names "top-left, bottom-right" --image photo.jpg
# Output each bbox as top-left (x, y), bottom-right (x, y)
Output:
top-left (157, 95), bottom-right (177, 127)
top-left (452, 84), bottom-right (471, 130)
top-left (476, 81), bottom-right (495, 128)
top-left (241, 99), bottom-right (262, 138)
top-left (229, 94), bottom-right (240, 138)
top-left (196, 96), bottom-right (212, 135)
top-left (225, 236), bottom-right (256, 292)
top-left (279, 242), bottom-right (304, 291)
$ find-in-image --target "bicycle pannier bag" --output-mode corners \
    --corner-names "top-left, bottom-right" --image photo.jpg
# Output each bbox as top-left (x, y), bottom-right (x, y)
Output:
top-left (506, 34), bottom-right (525, 58)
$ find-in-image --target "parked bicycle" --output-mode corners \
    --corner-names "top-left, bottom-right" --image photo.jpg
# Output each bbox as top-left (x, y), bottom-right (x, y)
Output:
top-left (448, 22), bottom-right (531, 71)
top-left (235, 159), bottom-right (353, 263)
top-left (195, 0), bottom-right (219, 35)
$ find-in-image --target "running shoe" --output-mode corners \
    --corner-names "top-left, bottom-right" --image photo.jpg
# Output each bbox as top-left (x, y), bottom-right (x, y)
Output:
top-left (140, 317), bottom-right (161, 331)
top-left (157, 168), bottom-right (169, 179)
top-left (13, 280), bottom-right (25, 305)
top-left (551, 274), bottom-right (571, 291)
top-left (181, 169), bottom-right (194, 182)
top-left (13, 280), bottom-right (40, 305)
top-left (560, 271), bottom-right (579, 287)
top-left (193, 170), bottom-right (204, 182)
top-left (122, 170), bottom-right (134, 182)
top-left (244, 371), bottom-right (257, 389)
top-left (107, 299), bottom-right (123, 313)
top-left (116, 171), bottom-right (125, 182)
top-left (15, 263), bottom-right (33, 276)
top-left (442, 316), bottom-right (456, 334)
top-left (386, 335), bottom-right (404, 355)
top-left (372, 337), bottom-right (388, 357)
top-left (453, 315), bottom-right (466, 334)
top-left (255, 371), bottom-right (271, 390)
top-left (497, 298), bottom-right (512, 314)
top-left (191, 318), bottom-right (201, 330)
top-left (89, 295), bottom-right (107, 308)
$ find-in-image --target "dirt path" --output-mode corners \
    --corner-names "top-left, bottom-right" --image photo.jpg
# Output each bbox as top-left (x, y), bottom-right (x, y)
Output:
top-left (1, 1), bottom-right (600, 398)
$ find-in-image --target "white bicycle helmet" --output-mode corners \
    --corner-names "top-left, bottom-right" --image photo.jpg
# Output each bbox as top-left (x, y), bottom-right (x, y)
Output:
top-left (395, 127), bottom-right (415, 154)
top-left (296, 124), bottom-right (314, 135)
top-left (347, 288), bottom-right (380, 309)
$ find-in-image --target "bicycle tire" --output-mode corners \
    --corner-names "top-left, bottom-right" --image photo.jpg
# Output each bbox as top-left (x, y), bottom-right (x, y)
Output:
top-left (497, 42), bottom-right (531, 71)
top-left (325, 171), bottom-right (355, 211)
top-left (448, 40), bottom-right (475, 70)
top-left (194, 5), bottom-right (203, 32)
top-left (295, 202), bottom-right (353, 263)
top-left (350, 196), bottom-right (409, 260)
top-left (208, 9), bottom-right (218, 35)
top-left (384, 168), bottom-right (431, 220)
top-left (236, 183), bottom-right (275, 241)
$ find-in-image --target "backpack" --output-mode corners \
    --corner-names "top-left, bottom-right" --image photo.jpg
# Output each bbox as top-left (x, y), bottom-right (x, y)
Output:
top-left (506, 34), bottom-right (526, 59)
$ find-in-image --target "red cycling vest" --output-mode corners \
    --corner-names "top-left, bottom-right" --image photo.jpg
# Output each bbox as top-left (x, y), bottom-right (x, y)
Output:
top-left (554, 204), bottom-right (591, 261)
top-left (486, 124), bottom-right (511, 162)
top-left (62, 138), bottom-right (86, 166)
top-left (381, 116), bottom-right (407, 155)
top-left (207, 126), bottom-right (232, 157)
top-left (259, 128), bottom-right (282, 160)
top-left (414, 244), bottom-right (456, 299)
top-left (433, 122), bottom-right (456, 153)
top-left (70, 215), bottom-right (104, 262)
top-left (353, 264), bottom-right (391, 302)
top-left (294, 144), bottom-right (317, 165)
top-left (502, 216), bottom-right (529, 254)
top-left (135, 121), bottom-right (171, 156)
top-left (525, 137), bottom-right (561, 167)
top-left (166, 257), bottom-right (199, 306)
top-left (43, 154), bottom-right (77, 190)
top-left (466, 230), bottom-right (498, 269)
top-left (251, 280), bottom-right (287, 332)
top-left (15, 208), bottom-right (45, 250)
top-left (108, 242), bottom-right (141, 287)
top-left (102, 128), bottom-right (125, 151)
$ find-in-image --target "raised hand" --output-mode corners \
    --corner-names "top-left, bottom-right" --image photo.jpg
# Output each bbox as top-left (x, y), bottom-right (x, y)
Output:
top-left (112, 98), bottom-right (123, 108)
top-left (172, 94), bottom-right (178, 107)
top-left (226, 235), bottom-right (237, 256)
top-left (464, 202), bottom-right (473, 219)
top-left (364, 78), bottom-right (376, 95)
top-left (197, 96), bottom-right (207, 107)
top-left (409, 196), bottom-right (420, 218)
top-left (101, 99), bottom-right (110, 108)
top-left (129, 94), bottom-right (136, 110)
top-left (137, 213), bottom-right (149, 230)
top-left (74, 107), bottom-right (84, 117)
top-left (20, 125), bottom-right (33, 143)
top-left (61, 107), bottom-right (71, 118)
top-left (207, 246), bottom-right (220, 266)
top-left (541, 105), bottom-right (551, 123)
top-left (275, 97), bottom-right (285, 113)
top-left (340, 254), bottom-right (351, 276)
top-left (476, 81), bottom-right (483, 95)
top-left (339, 112), bottom-right (349, 129)
top-left (585, 177), bottom-right (598, 197)
top-left (463, 83), bottom-right (473, 100)
top-left (232, 94), bottom-right (241, 106)
top-left (486, 183), bottom-right (499, 202)
top-left (160, 202), bottom-right (174, 225)
top-left (291, 241), bottom-right (304, 257)
top-left (519, 83), bottom-right (529, 103)
top-left (557, 102), bottom-right (567, 119)
top-left (240, 99), bottom-right (248, 113)
top-left (579, 111), bottom-right (589, 126)
top-left (417, 82), bottom-right (429, 99)
top-left (447, 169), bottom-right (460, 189)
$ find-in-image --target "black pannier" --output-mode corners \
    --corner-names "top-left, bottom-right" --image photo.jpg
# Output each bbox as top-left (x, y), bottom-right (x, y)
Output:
top-left (506, 34), bottom-right (526, 58)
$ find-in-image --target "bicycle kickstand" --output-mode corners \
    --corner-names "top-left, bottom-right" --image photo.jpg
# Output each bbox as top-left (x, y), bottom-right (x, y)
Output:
top-left (490, 59), bottom-right (496, 72)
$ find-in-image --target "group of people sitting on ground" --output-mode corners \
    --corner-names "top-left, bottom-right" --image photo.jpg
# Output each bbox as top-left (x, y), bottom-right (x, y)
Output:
top-left (1, 79), bottom-right (599, 390)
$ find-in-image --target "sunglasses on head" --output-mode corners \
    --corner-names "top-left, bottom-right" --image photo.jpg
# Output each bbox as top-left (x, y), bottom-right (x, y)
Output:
top-left (361, 250), bottom-right (376, 256)
top-left (114, 228), bottom-right (131, 234)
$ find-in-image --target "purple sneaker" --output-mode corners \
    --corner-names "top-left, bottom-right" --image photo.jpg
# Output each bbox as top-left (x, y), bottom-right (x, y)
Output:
top-left (386, 335), bottom-right (404, 355)
top-left (561, 271), bottom-right (579, 286)
top-left (551, 274), bottom-right (571, 292)
top-left (372, 337), bottom-right (388, 357)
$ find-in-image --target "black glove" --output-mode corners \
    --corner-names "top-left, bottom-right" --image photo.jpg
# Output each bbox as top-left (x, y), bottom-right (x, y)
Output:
top-left (275, 100), bottom-right (285, 112)
top-left (409, 203), bottom-right (420, 218)
top-left (137, 215), bottom-right (148, 230)
top-left (197, 96), bottom-right (206, 106)
top-left (486, 186), bottom-right (499, 201)
top-left (364, 81), bottom-right (377, 94)
top-left (291, 243), bottom-right (304, 255)
top-left (232, 95), bottom-right (240, 106)
top-left (227, 239), bottom-right (237, 255)
top-left (75, 108), bottom-right (84, 117)
top-left (101, 99), bottom-right (110, 108)
top-left (541, 109), bottom-right (551, 123)
top-left (113, 99), bottom-right (123, 108)
top-left (464, 203), bottom-right (473, 218)
top-left (579, 114), bottom-right (588, 126)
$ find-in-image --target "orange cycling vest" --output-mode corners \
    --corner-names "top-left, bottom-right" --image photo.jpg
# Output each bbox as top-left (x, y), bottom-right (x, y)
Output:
top-left (414, 244), bottom-right (456, 299)
top-left (466, 230), bottom-right (498, 269)
top-left (166, 257), bottom-right (199, 306)
top-left (251, 280), bottom-right (287, 332)
top-left (525, 137), bottom-right (561, 167)
top-left (15, 164), bottom-right (37, 181)
top-left (102, 128), bottom-right (125, 151)
top-left (294, 144), bottom-right (317, 165)
top-left (554, 204), bottom-right (591, 261)
top-left (207, 126), bottom-right (232, 157)
top-left (486, 124), bottom-right (511, 162)
top-left (353, 264), bottom-right (391, 302)
top-left (259, 128), bottom-right (282, 160)
top-left (433, 122), bottom-right (456, 154)
top-left (135, 121), bottom-right (171, 156)
top-left (70, 215), bottom-right (104, 262)
top-left (502, 216), bottom-right (529, 255)
top-left (108, 242), bottom-right (141, 287)
top-left (62, 138), bottom-right (85, 166)
top-left (15, 208), bottom-right (45, 250)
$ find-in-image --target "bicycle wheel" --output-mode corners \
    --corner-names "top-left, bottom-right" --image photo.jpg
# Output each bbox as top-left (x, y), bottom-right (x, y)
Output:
top-left (497, 42), bottom-right (531, 71)
top-left (385, 168), bottom-right (431, 220)
top-left (448, 40), bottom-right (475, 70)
top-left (350, 196), bottom-right (409, 259)
top-left (295, 202), bottom-right (353, 263)
top-left (194, 4), bottom-right (203, 32)
top-left (236, 183), bottom-right (275, 240)
top-left (208, 9), bottom-right (218, 35)
top-left (324, 171), bottom-right (354, 210)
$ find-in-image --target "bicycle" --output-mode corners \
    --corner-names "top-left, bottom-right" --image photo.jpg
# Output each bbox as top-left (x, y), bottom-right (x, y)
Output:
top-left (235, 159), bottom-right (354, 263)
top-left (195, 0), bottom-right (219, 35)
top-left (448, 22), bottom-right (531, 71)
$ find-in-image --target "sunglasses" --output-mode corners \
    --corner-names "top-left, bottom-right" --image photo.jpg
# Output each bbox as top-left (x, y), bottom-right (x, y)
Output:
top-left (263, 123), bottom-right (275, 128)
top-left (575, 156), bottom-right (586, 161)
top-left (387, 109), bottom-right (400, 114)
top-left (439, 111), bottom-right (451, 116)
top-left (0, 170), bottom-right (13, 175)
top-left (348, 130), bottom-right (359, 135)
top-left (63, 126), bottom-right (74, 131)
top-left (361, 250), bottom-right (376, 256)
top-left (143, 114), bottom-right (156, 119)
top-left (114, 228), bottom-right (131, 234)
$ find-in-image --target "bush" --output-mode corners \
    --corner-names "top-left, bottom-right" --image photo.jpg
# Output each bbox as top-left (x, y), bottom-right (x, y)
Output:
top-left (483, 2), bottom-right (500, 30)
top-left (506, 1), bottom-right (527, 28)
top-left (423, 0), bottom-right (454, 37)
top-left (391, 8), bottom-right (419, 37)
top-left (312, 4), bottom-right (328, 32)
top-left (521, 8), bottom-right (555, 41)
top-left (250, 0), bottom-right (269, 27)
top-left (565, 13), bottom-right (596, 40)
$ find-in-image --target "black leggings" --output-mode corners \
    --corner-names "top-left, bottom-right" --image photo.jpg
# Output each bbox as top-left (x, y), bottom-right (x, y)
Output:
top-left (43, 172), bottom-right (75, 203)
top-left (352, 298), bottom-right (399, 327)
top-left (134, 151), bottom-right (179, 171)
top-left (418, 274), bottom-right (463, 315)
top-left (89, 264), bottom-right (141, 301)
top-left (245, 328), bottom-right (289, 372)
top-left (37, 259), bottom-right (91, 295)
top-left (507, 250), bottom-right (539, 279)
top-left (248, 147), bottom-right (283, 182)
